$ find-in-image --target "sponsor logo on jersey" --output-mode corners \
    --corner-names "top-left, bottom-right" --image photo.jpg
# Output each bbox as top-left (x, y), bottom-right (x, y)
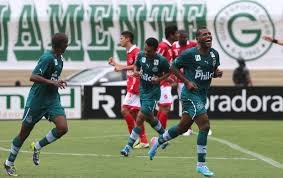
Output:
top-left (195, 55), bottom-right (201, 61)
top-left (140, 73), bottom-right (153, 82)
top-left (141, 57), bottom-right (146, 63)
top-left (195, 69), bottom-right (214, 80)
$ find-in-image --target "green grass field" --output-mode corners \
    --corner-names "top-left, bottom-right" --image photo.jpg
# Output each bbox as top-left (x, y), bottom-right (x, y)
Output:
top-left (0, 119), bottom-right (283, 178)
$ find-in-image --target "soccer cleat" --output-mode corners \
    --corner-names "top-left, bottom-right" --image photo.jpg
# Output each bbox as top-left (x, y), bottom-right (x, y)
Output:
top-left (160, 141), bottom-right (169, 149)
top-left (149, 137), bottom-right (159, 160)
top-left (196, 165), bottom-right (214, 177)
top-left (182, 129), bottom-right (193, 136)
top-left (4, 162), bottom-right (18, 176)
top-left (120, 145), bottom-right (132, 157)
top-left (30, 142), bottom-right (40, 166)
top-left (133, 142), bottom-right (149, 149)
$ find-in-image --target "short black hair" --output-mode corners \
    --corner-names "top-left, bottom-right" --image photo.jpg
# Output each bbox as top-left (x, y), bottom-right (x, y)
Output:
top-left (165, 25), bottom-right (178, 39)
top-left (121, 31), bottom-right (134, 43)
top-left (52, 33), bottom-right (68, 49)
top-left (178, 30), bottom-right (188, 37)
top-left (145, 37), bottom-right (159, 50)
top-left (196, 27), bottom-right (208, 37)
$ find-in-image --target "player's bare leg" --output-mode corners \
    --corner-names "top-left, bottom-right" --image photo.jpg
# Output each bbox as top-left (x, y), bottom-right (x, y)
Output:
top-left (31, 116), bottom-right (68, 165)
top-left (4, 124), bottom-right (34, 176)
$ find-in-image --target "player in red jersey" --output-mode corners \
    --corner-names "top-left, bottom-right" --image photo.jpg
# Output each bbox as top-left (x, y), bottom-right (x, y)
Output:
top-left (156, 25), bottom-right (178, 129)
top-left (172, 30), bottom-right (197, 136)
top-left (109, 31), bottom-right (149, 148)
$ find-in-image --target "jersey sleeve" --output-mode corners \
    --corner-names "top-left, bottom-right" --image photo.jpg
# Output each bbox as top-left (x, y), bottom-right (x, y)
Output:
top-left (32, 56), bottom-right (52, 76)
top-left (172, 50), bottom-right (191, 69)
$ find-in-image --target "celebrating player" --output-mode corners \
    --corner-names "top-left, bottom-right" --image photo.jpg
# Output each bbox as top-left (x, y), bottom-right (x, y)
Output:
top-left (149, 27), bottom-right (223, 177)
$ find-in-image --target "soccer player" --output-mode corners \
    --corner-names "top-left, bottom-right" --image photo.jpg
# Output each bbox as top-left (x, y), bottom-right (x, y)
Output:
top-left (108, 31), bottom-right (149, 149)
top-left (149, 27), bottom-right (223, 177)
top-left (172, 30), bottom-right (197, 136)
top-left (156, 25), bottom-right (178, 129)
top-left (120, 37), bottom-right (170, 157)
top-left (4, 33), bottom-right (69, 176)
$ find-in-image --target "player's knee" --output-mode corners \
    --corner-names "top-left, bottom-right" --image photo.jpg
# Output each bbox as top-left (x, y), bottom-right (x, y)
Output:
top-left (200, 123), bottom-right (210, 132)
top-left (121, 107), bottom-right (130, 117)
top-left (57, 126), bottom-right (68, 137)
top-left (178, 124), bottom-right (190, 134)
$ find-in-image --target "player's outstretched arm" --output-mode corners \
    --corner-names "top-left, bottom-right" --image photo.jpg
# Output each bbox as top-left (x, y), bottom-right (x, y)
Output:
top-left (262, 36), bottom-right (283, 46)
top-left (30, 74), bottom-right (66, 89)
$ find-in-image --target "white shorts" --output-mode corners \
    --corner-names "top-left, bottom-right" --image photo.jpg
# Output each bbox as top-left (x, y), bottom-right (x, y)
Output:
top-left (158, 86), bottom-right (172, 106)
top-left (122, 92), bottom-right (140, 110)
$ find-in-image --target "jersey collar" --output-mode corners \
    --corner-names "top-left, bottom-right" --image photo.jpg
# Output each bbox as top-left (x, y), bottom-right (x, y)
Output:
top-left (127, 45), bottom-right (137, 53)
top-left (162, 39), bottom-right (173, 47)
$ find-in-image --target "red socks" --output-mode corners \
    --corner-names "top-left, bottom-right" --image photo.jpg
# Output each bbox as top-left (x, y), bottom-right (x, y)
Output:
top-left (157, 111), bottom-right (168, 129)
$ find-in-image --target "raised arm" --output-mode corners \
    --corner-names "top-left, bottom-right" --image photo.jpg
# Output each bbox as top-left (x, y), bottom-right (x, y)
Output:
top-left (262, 36), bottom-right (283, 46)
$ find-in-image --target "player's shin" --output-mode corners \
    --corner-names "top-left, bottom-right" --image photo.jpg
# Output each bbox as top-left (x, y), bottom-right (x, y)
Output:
top-left (149, 118), bottom-right (165, 135)
top-left (197, 130), bottom-right (208, 165)
top-left (6, 136), bottom-right (23, 166)
top-left (35, 128), bottom-right (59, 150)
top-left (127, 127), bottom-right (142, 148)
top-left (158, 125), bottom-right (180, 144)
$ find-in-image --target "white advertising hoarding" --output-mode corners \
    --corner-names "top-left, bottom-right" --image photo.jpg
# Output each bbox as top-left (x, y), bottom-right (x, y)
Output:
top-left (0, 86), bottom-right (81, 119)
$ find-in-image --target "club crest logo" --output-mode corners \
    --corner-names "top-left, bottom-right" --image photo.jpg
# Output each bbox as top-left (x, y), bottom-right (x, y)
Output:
top-left (214, 0), bottom-right (274, 61)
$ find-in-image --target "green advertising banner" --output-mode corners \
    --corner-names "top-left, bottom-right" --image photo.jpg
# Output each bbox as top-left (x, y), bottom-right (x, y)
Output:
top-left (0, 0), bottom-right (282, 69)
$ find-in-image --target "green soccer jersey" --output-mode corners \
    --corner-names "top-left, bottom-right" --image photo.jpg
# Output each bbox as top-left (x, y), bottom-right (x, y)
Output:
top-left (135, 51), bottom-right (170, 99)
top-left (26, 50), bottom-right (64, 108)
top-left (172, 47), bottom-right (220, 93)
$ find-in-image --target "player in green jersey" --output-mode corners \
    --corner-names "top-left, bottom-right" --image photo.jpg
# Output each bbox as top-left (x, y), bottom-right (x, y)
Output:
top-left (149, 27), bottom-right (223, 177)
top-left (120, 37), bottom-right (171, 157)
top-left (4, 33), bottom-right (69, 177)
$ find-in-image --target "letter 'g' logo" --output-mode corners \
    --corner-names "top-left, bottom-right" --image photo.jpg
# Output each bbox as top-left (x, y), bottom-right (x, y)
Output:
top-left (214, 1), bottom-right (274, 61)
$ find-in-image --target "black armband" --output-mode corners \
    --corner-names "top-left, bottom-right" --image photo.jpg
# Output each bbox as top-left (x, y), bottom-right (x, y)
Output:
top-left (272, 39), bottom-right (278, 43)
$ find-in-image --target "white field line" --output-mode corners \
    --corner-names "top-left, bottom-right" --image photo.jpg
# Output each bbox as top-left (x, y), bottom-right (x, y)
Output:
top-left (0, 146), bottom-right (256, 161)
top-left (1, 133), bottom-right (282, 168)
top-left (208, 136), bottom-right (283, 169)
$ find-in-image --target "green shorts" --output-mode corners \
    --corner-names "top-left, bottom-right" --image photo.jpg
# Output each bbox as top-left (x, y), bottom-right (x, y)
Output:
top-left (181, 90), bottom-right (207, 119)
top-left (140, 99), bottom-right (158, 116)
top-left (22, 105), bottom-right (65, 127)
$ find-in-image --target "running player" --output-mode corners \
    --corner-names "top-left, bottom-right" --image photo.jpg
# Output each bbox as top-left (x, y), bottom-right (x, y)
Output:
top-left (149, 27), bottom-right (223, 177)
top-left (4, 33), bottom-right (69, 176)
top-left (120, 37), bottom-right (170, 157)
top-left (109, 31), bottom-right (149, 149)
